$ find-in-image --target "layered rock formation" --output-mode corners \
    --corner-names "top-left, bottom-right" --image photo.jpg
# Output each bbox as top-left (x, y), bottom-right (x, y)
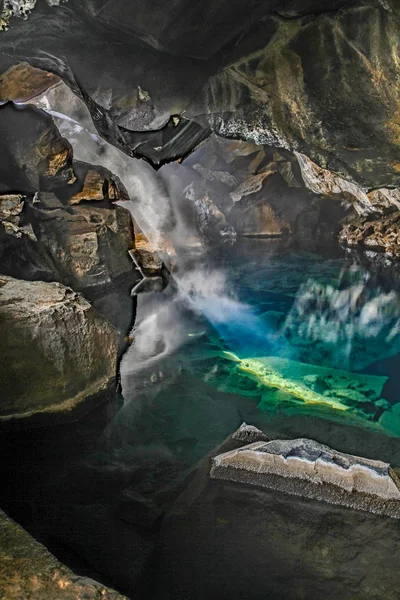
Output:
top-left (0, 94), bottom-right (137, 348)
top-left (0, 509), bottom-right (127, 600)
top-left (0, 276), bottom-right (119, 422)
top-left (29, 194), bottom-right (134, 294)
top-left (157, 426), bottom-right (400, 599)
top-left (211, 437), bottom-right (400, 518)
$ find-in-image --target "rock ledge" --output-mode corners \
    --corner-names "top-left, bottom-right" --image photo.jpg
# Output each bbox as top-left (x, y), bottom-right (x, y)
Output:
top-left (211, 437), bottom-right (400, 518)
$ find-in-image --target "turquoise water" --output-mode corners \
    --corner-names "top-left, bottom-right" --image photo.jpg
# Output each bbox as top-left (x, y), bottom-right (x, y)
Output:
top-left (116, 240), bottom-right (400, 478)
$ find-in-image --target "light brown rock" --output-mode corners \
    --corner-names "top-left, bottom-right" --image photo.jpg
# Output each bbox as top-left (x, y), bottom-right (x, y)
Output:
top-left (0, 276), bottom-right (119, 421)
top-left (0, 509), bottom-right (127, 600)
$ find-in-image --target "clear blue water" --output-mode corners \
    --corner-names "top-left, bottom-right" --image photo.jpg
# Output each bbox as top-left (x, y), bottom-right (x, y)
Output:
top-left (116, 240), bottom-right (400, 481)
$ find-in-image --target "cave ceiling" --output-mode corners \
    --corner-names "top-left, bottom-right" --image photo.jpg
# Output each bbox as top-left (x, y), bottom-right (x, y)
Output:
top-left (1, 0), bottom-right (400, 187)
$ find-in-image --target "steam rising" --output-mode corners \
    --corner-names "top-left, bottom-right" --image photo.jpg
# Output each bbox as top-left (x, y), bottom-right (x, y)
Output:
top-left (177, 267), bottom-right (271, 356)
top-left (28, 83), bottom-right (400, 381)
top-left (30, 83), bottom-right (176, 246)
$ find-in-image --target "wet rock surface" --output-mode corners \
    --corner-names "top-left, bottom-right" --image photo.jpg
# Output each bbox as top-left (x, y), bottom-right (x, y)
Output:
top-left (0, 276), bottom-right (119, 422)
top-left (0, 0), bottom-right (399, 186)
top-left (0, 509), bottom-right (127, 600)
top-left (340, 211), bottom-right (400, 260)
top-left (155, 428), bottom-right (400, 600)
top-left (211, 437), bottom-right (400, 518)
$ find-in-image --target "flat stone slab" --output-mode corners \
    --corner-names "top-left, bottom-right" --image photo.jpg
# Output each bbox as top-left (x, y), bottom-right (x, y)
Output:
top-left (211, 437), bottom-right (400, 518)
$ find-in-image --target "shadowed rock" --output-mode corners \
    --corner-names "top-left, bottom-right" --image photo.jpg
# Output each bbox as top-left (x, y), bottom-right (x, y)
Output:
top-left (157, 426), bottom-right (400, 599)
top-left (0, 102), bottom-right (75, 194)
top-left (28, 200), bottom-right (135, 294)
top-left (0, 509), bottom-right (127, 600)
top-left (1, 0), bottom-right (400, 185)
top-left (0, 276), bottom-right (119, 423)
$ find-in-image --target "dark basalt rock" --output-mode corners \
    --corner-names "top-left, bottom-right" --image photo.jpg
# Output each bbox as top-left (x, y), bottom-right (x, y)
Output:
top-left (0, 102), bottom-right (75, 194)
top-left (1, 0), bottom-right (400, 186)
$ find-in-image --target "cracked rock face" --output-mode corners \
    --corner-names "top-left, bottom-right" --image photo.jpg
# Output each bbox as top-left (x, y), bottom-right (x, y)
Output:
top-left (0, 276), bottom-right (119, 422)
top-left (0, 102), bottom-right (75, 194)
top-left (29, 198), bottom-right (135, 293)
top-left (0, 0), bottom-right (399, 186)
top-left (211, 437), bottom-right (400, 518)
top-left (339, 193), bottom-right (400, 262)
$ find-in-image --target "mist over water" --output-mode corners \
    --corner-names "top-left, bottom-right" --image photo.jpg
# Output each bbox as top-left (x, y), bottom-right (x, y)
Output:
top-left (25, 83), bottom-right (400, 442)
top-left (176, 267), bottom-right (272, 356)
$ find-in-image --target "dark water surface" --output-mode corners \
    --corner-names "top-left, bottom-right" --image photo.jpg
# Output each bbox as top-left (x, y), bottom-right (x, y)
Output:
top-left (3, 239), bottom-right (400, 597)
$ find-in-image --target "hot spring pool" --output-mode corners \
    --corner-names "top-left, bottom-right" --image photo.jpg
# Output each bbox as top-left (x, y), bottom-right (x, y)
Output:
top-left (117, 239), bottom-right (400, 479)
top-left (3, 239), bottom-right (400, 597)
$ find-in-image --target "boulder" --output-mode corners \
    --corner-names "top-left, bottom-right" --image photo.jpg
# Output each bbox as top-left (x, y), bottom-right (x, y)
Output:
top-left (0, 509), bottom-right (127, 600)
top-left (157, 427), bottom-right (400, 599)
top-left (0, 276), bottom-right (119, 422)
top-left (29, 202), bottom-right (135, 293)
top-left (211, 437), bottom-right (400, 518)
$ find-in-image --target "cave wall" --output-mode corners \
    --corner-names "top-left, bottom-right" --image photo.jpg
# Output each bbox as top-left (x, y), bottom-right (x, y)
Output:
top-left (0, 0), bottom-right (399, 188)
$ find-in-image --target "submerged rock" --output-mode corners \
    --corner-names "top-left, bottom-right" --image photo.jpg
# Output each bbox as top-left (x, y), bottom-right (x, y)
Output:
top-left (0, 509), bottom-right (127, 599)
top-left (0, 276), bottom-right (119, 423)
